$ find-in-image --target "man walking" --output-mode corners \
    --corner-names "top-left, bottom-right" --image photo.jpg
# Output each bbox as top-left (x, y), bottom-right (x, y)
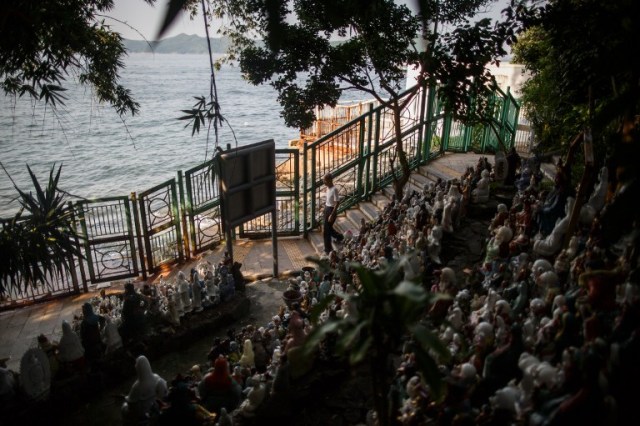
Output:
top-left (323, 172), bottom-right (344, 255)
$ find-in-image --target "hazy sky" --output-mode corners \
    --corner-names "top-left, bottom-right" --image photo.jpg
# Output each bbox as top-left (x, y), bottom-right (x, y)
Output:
top-left (109, 0), bottom-right (208, 40)
top-left (109, 0), bottom-right (509, 41)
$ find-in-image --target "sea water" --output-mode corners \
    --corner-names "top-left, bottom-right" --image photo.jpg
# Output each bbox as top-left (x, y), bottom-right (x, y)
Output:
top-left (0, 53), bottom-right (313, 217)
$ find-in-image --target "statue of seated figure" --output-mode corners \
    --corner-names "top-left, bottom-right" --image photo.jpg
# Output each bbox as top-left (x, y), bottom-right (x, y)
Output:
top-left (472, 169), bottom-right (491, 203)
top-left (121, 355), bottom-right (168, 425)
top-left (533, 197), bottom-right (575, 258)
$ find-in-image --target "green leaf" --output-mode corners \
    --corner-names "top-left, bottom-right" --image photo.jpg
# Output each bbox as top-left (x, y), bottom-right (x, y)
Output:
top-left (335, 321), bottom-right (367, 354)
top-left (348, 334), bottom-right (373, 365)
top-left (300, 320), bottom-right (343, 358)
top-left (411, 323), bottom-right (451, 362)
top-left (392, 280), bottom-right (427, 303)
top-left (414, 350), bottom-right (445, 402)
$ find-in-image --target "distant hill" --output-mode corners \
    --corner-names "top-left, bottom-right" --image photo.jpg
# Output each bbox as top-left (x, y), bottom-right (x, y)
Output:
top-left (124, 33), bottom-right (344, 54)
top-left (123, 33), bottom-right (230, 54)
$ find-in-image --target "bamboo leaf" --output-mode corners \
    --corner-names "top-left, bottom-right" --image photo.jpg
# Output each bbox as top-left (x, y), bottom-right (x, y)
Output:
top-left (411, 323), bottom-right (451, 362)
top-left (392, 280), bottom-right (427, 303)
top-left (348, 335), bottom-right (373, 365)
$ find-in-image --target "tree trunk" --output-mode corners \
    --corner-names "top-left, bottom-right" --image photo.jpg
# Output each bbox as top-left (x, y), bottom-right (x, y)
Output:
top-left (391, 100), bottom-right (411, 201)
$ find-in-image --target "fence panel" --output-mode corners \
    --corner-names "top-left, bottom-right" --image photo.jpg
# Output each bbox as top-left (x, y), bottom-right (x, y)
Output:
top-left (184, 160), bottom-right (222, 255)
top-left (239, 149), bottom-right (300, 237)
top-left (76, 197), bottom-right (139, 283)
top-left (137, 178), bottom-right (183, 273)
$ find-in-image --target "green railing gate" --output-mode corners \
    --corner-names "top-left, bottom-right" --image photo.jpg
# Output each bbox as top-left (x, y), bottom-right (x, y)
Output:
top-left (184, 159), bottom-right (223, 255)
top-left (137, 178), bottom-right (184, 274)
top-left (76, 197), bottom-right (140, 283)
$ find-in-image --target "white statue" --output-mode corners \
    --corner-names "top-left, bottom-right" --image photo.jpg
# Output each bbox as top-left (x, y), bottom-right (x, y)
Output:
top-left (441, 199), bottom-right (454, 233)
top-left (472, 169), bottom-right (491, 203)
top-left (166, 294), bottom-right (181, 326)
top-left (19, 348), bottom-right (51, 401)
top-left (102, 317), bottom-right (123, 354)
top-left (172, 287), bottom-right (184, 317)
top-left (57, 320), bottom-right (85, 364)
top-left (121, 355), bottom-right (168, 425)
top-left (177, 271), bottom-right (191, 313)
top-left (238, 379), bottom-right (266, 417)
top-left (533, 197), bottom-right (575, 257)
top-left (204, 271), bottom-right (220, 305)
top-left (190, 273), bottom-right (203, 313)
top-left (217, 407), bottom-right (234, 426)
top-left (239, 339), bottom-right (255, 369)
top-left (587, 165), bottom-right (608, 212)
top-left (447, 182), bottom-right (463, 227)
top-left (427, 224), bottom-right (444, 264)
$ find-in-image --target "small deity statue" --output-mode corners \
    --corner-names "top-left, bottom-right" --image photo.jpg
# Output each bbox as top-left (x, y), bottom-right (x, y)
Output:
top-left (317, 274), bottom-right (332, 302)
top-left (238, 376), bottom-right (267, 417)
top-left (36, 334), bottom-right (59, 379)
top-left (533, 197), bottom-right (575, 258)
top-left (239, 339), bottom-right (255, 369)
top-left (433, 190), bottom-right (445, 223)
top-left (102, 317), bottom-right (123, 354)
top-left (489, 203), bottom-right (509, 234)
top-left (587, 165), bottom-right (608, 213)
top-left (484, 226), bottom-right (513, 272)
top-left (219, 265), bottom-right (236, 303)
top-left (18, 348), bottom-right (51, 402)
top-left (535, 166), bottom-right (572, 236)
top-left (190, 269), bottom-right (203, 312)
top-left (204, 270), bottom-right (220, 305)
top-left (427, 223), bottom-right (444, 264)
top-left (198, 355), bottom-right (242, 414)
top-left (119, 282), bottom-right (149, 344)
top-left (472, 169), bottom-right (491, 203)
top-left (122, 355), bottom-right (168, 425)
top-left (441, 198), bottom-right (454, 233)
top-left (165, 293), bottom-right (181, 326)
top-left (79, 302), bottom-right (105, 362)
top-left (156, 380), bottom-right (215, 425)
top-left (176, 271), bottom-right (192, 313)
top-left (57, 320), bottom-right (86, 374)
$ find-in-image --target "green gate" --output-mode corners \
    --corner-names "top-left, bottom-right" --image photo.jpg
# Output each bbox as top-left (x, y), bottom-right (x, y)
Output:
top-left (76, 196), bottom-right (139, 283)
top-left (184, 159), bottom-right (223, 254)
top-left (137, 178), bottom-right (183, 273)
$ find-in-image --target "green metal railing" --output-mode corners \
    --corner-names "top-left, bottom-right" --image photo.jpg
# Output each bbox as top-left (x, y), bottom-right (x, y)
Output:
top-left (301, 83), bottom-right (519, 233)
top-left (1, 82), bottom-right (518, 308)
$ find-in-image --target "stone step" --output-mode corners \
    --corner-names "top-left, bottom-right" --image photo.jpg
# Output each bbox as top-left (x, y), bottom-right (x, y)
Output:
top-left (358, 201), bottom-right (381, 222)
top-left (370, 192), bottom-right (391, 211)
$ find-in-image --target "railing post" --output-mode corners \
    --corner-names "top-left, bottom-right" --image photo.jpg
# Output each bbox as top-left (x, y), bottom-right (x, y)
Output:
top-left (310, 141), bottom-right (317, 229)
top-left (416, 83), bottom-right (427, 165)
top-left (422, 86), bottom-right (436, 161)
top-left (68, 201), bottom-right (85, 293)
top-left (372, 109), bottom-right (381, 191)
top-left (177, 171), bottom-right (190, 260)
top-left (357, 116), bottom-right (365, 200)
top-left (303, 141), bottom-right (309, 237)
top-left (365, 103), bottom-right (373, 197)
top-left (131, 192), bottom-right (147, 280)
top-left (75, 201), bottom-right (93, 289)
top-left (293, 151), bottom-right (300, 235)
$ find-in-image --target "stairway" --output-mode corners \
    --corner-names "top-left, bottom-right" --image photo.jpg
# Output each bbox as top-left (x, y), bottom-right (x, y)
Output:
top-left (306, 152), bottom-right (488, 255)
